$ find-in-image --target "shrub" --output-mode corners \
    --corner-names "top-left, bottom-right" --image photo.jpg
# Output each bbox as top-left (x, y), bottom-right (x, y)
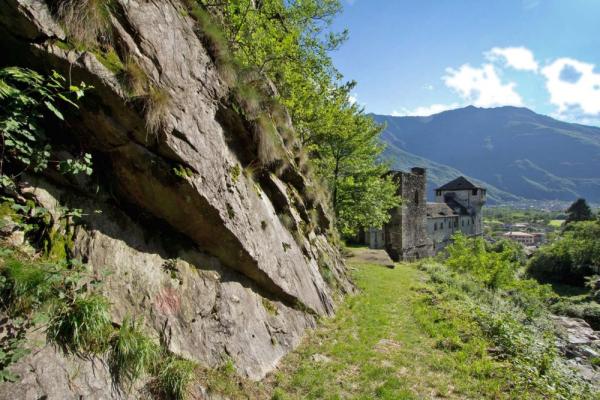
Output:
top-left (445, 234), bottom-right (517, 289)
top-left (109, 317), bottom-right (160, 387)
top-left (527, 221), bottom-right (600, 285)
top-left (47, 293), bottom-right (113, 355)
top-left (155, 356), bottom-right (198, 400)
top-left (419, 262), bottom-right (594, 398)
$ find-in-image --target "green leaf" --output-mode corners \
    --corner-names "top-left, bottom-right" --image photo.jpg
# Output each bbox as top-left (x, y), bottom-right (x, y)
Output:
top-left (44, 101), bottom-right (64, 120)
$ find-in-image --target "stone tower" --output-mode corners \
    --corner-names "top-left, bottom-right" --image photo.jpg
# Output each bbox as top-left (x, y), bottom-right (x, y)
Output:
top-left (434, 177), bottom-right (487, 235)
top-left (384, 168), bottom-right (432, 261)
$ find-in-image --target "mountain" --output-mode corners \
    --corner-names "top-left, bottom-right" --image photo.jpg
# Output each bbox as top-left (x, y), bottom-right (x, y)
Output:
top-left (373, 106), bottom-right (600, 204)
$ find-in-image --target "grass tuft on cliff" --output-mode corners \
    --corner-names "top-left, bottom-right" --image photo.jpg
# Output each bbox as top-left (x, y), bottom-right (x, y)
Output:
top-left (144, 85), bottom-right (171, 135)
top-left (56, 0), bottom-right (114, 46)
top-left (109, 317), bottom-right (160, 387)
top-left (47, 293), bottom-right (113, 355)
top-left (155, 356), bottom-right (198, 400)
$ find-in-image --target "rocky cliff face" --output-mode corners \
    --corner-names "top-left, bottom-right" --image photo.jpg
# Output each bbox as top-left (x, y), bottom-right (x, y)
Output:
top-left (0, 0), bottom-right (351, 397)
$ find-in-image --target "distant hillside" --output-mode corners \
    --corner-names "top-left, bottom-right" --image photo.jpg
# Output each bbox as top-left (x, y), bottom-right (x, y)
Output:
top-left (374, 106), bottom-right (600, 204)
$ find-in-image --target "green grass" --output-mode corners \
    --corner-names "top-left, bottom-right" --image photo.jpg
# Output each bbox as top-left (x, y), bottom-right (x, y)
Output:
top-left (0, 256), bottom-right (58, 315)
top-left (110, 317), bottom-right (160, 387)
top-left (549, 219), bottom-right (565, 228)
top-left (268, 261), bottom-right (521, 399)
top-left (46, 293), bottom-right (113, 355)
top-left (155, 356), bottom-right (198, 400)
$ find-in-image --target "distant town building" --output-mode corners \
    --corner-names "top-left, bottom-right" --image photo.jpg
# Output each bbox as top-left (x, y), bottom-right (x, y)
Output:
top-left (503, 231), bottom-right (535, 246)
top-left (531, 232), bottom-right (546, 245)
top-left (368, 169), bottom-right (486, 261)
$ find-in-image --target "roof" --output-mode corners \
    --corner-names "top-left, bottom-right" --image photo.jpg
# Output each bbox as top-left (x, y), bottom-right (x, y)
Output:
top-left (436, 176), bottom-right (483, 191)
top-left (444, 197), bottom-right (471, 216)
top-left (504, 231), bottom-right (534, 238)
top-left (426, 203), bottom-right (458, 218)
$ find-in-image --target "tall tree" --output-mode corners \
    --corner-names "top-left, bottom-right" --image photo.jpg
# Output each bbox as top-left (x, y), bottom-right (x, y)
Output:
top-left (565, 198), bottom-right (593, 223)
top-left (202, 0), bottom-right (400, 236)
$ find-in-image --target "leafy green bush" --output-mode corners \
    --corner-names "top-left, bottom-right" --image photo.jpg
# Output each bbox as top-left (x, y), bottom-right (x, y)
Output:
top-left (155, 356), bottom-right (198, 400)
top-left (47, 294), bottom-right (113, 355)
top-left (109, 317), bottom-right (160, 387)
top-left (445, 233), bottom-right (518, 289)
top-left (0, 67), bottom-right (91, 190)
top-left (527, 221), bottom-right (600, 285)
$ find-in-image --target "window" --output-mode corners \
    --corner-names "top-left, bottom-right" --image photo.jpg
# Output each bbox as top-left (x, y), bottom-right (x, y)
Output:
top-left (462, 220), bottom-right (464, 227)
top-left (434, 223), bottom-right (437, 231)
top-left (414, 191), bottom-right (419, 205)
top-left (472, 189), bottom-right (478, 195)
top-left (436, 190), bottom-right (441, 196)
top-left (440, 222), bottom-right (444, 229)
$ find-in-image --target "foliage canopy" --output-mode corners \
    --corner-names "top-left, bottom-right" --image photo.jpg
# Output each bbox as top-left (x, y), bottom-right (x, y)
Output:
top-left (201, 0), bottom-right (399, 235)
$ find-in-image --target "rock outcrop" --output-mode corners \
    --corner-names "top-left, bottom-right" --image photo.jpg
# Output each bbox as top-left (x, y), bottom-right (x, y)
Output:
top-left (552, 315), bottom-right (600, 385)
top-left (0, 0), bottom-right (351, 397)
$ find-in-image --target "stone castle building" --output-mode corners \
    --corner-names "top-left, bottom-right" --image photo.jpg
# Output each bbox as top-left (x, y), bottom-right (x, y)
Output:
top-left (368, 168), bottom-right (486, 261)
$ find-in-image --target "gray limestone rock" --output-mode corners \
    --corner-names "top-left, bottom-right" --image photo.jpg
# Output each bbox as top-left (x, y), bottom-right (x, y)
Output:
top-left (0, 0), bottom-right (351, 397)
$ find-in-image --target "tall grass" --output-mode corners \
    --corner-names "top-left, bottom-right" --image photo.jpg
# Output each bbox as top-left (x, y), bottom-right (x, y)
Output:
top-left (144, 86), bottom-right (170, 135)
top-left (0, 257), bottom-right (59, 315)
top-left (46, 293), bottom-right (113, 355)
top-left (56, 0), bottom-right (114, 46)
top-left (110, 317), bottom-right (160, 387)
top-left (155, 356), bottom-right (198, 400)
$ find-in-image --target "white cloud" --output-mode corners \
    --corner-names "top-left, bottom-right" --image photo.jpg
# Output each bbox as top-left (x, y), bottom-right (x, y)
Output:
top-left (443, 64), bottom-right (524, 107)
top-left (541, 58), bottom-right (600, 115)
top-left (391, 103), bottom-right (461, 117)
top-left (423, 84), bottom-right (435, 91)
top-left (486, 46), bottom-right (539, 72)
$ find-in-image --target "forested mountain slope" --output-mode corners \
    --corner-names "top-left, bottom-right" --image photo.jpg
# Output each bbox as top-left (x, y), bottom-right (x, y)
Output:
top-left (375, 106), bottom-right (600, 203)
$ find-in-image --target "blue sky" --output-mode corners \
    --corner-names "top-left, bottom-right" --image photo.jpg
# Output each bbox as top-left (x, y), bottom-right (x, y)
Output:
top-left (328, 0), bottom-right (600, 125)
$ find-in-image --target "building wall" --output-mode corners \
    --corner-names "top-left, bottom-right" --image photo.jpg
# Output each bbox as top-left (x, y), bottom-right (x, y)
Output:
top-left (436, 189), bottom-right (485, 236)
top-left (427, 216), bottom-right (459, 253)
top-left (368, 227), bottom-right (385, 249)
top-left (384, 168), bottom-right (432, 261)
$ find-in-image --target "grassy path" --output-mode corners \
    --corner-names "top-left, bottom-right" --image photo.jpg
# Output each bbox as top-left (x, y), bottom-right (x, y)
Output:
top-left (267, 256), bottom-right (508, 399)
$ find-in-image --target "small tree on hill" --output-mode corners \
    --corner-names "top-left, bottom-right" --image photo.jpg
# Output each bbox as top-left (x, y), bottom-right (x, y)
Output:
top-left (565, 198), bottom-right (593, 223)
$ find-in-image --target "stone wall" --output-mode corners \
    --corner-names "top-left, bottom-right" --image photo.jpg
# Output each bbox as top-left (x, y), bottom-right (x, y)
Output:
top-left (384, 168), bottom-right (432, 261)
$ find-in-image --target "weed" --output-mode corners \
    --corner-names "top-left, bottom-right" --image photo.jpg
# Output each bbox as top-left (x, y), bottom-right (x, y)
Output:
top-left (110, 317), bottom-right (160, 387)
top-left (173, 165), bottom-right (193, 180)
top-left (0, 257), bottom-right (59, 315)
top-left (256, 115), bottom-right (282, 166)
top-left (226, 203), bottom-right (235, 219)
top-left (56, 0), bottom-right (114, 46)
top-left (144, 85), bottom-right (170, 135)
top-left (93, 48), bottom-right (124, 74)
top-left (229, 164), bottom-right (241, 184)
top-left (120, 57), bottom-right (148, 98)
top-left (262, 298), bottom-right (278, 316)
top-left (47, 293), bottom-right (112, 355)
top-left (155, 356), bottom-right (197, 400)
